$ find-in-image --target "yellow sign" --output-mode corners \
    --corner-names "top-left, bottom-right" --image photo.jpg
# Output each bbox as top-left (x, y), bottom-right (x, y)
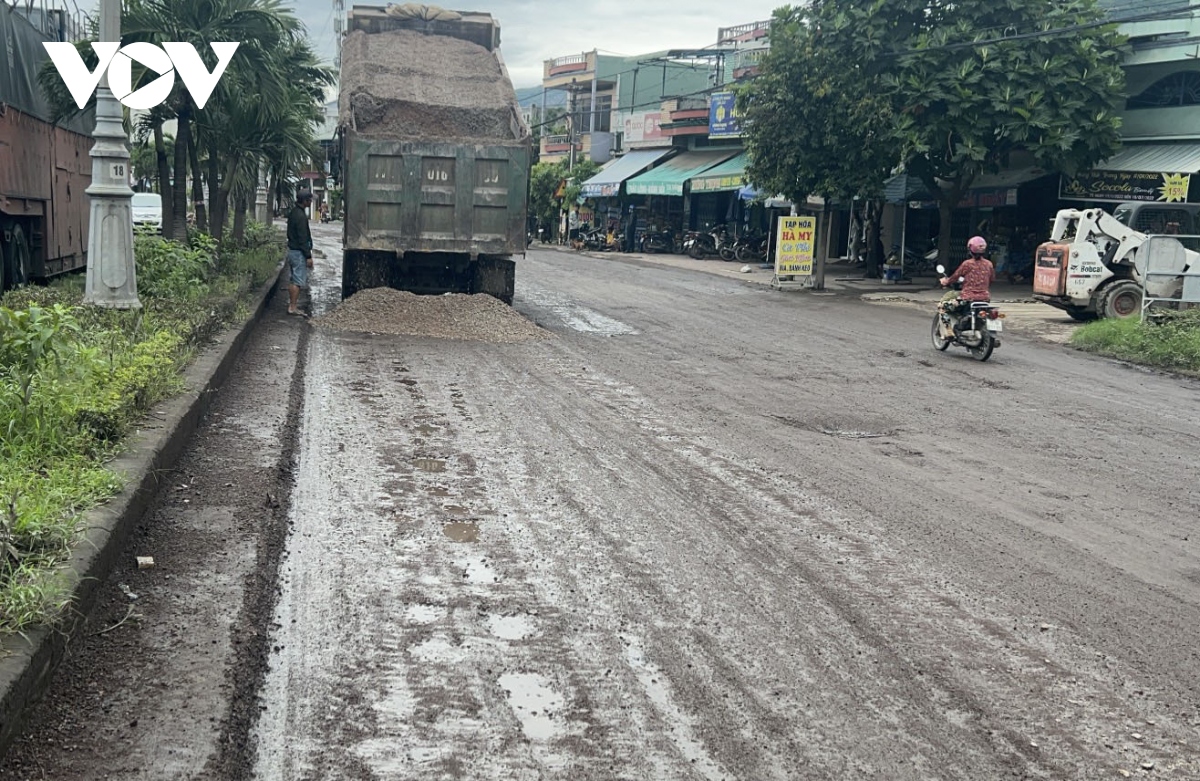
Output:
top-left (1160, 173), bottom-right (1190, 203)
top-left (774, 215), bottom-right (816, 276)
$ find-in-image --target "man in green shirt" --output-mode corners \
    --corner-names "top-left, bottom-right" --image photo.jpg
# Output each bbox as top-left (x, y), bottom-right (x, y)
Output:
top-left (286, 191), bottom-right (314, 316)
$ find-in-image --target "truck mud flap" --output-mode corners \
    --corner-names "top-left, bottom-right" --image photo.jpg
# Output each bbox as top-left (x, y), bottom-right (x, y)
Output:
top-left (471, 256), bottom-right (515, 304)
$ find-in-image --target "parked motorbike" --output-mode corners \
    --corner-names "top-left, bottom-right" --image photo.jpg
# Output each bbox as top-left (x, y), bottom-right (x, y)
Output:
top-left (640, 230), bottom-right (674, 254)
top-left (684, 230), bottom-right (716, 259)
top-left (735, 234), bottom-right (769, 262)
top-left (714, 225), bottom-right (738, 261)
top-left (931, 264), bottom-right (1004, 362)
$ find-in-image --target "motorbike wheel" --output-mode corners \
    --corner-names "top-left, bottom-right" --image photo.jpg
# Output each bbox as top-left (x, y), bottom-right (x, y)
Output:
top-left (930, 313), bottom-right (951, 352)
top-left (719, 247), bottom-right (736, 262)
top-left (688, 243), bottom-right (705, 259)
top-left (969, 332), bottom-right (995, 362)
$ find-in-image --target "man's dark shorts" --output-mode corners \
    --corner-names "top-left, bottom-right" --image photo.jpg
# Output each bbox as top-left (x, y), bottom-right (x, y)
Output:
top-left (287, 249), bottom-right (307, 288)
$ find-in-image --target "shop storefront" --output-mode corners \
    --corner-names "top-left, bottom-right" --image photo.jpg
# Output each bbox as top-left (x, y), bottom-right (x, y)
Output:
top-left (625, 149), bottom-right (740, 232)
top-left (884, 168), bottom-right (1060, 275)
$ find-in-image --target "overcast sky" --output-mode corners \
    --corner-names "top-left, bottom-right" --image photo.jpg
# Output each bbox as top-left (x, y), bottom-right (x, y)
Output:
top-left (289, 1), bottom-right (787, 89)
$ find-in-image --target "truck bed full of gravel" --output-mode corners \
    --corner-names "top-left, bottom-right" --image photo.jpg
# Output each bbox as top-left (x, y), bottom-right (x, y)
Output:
top-left (313, 288), bottom-right (548, 343)
top-left (339, 28), bottom-right (523, 140)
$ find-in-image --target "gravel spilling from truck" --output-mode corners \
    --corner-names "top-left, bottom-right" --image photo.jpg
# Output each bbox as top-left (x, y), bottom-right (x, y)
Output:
top-left (313, 288), bottom-right (548, 342)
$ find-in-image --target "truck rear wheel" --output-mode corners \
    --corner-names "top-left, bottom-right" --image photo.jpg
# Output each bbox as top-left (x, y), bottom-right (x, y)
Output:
top-left (1097, 279), bottom-right (1142, 319)
top-left (2, 224), bottom-right (32, 292)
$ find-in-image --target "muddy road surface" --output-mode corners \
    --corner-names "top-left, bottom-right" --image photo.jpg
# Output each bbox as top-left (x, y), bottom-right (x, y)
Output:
top-left (3, 228), bottom-right (1199, 780)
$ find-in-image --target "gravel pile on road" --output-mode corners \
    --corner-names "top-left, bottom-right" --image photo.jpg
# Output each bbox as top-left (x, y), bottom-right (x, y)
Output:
top-left (314, 288), bottom-right (548, 343)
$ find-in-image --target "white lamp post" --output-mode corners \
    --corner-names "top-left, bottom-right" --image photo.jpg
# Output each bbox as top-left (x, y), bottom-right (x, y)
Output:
top-left (83, 0), bottom-right (140, 308)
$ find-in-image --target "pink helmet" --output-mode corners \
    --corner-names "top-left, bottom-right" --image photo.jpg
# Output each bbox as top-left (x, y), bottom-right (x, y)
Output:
top-left (967, 236), bottom-right (987, 254)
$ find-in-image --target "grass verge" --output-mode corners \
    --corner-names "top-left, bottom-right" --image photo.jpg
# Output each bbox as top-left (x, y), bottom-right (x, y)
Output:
top-left (0, 223), bottom-right (284, 635)
top-left (1070, 309), bottom-right (1200, 374)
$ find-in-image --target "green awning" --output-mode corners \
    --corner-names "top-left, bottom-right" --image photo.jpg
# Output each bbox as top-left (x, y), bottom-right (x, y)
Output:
top-left (625, 149), bottom-right (739, 196)
top-left (690, 152), bottom-right (750, 193)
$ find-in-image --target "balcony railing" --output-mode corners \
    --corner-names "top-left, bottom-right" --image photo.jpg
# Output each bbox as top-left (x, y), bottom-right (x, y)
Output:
top-left (717, 20), bottom-right (771, 43)
top-left (551, 53), bottom-right (587, 68)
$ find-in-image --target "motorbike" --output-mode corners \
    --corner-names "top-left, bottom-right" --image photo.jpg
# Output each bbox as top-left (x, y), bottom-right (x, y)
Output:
top-left (684, 225), bottom-right (734, 260)
top-left (640, 230), bottom-right (674, 254)
top-left (684, 230), bottom-right (716, 259)
top-left (931, 264), bottom-right (1004, 362)
top-left (714, 225), bottom-right (738, 261)
top-left (735, 234), bottom-right (769, 262)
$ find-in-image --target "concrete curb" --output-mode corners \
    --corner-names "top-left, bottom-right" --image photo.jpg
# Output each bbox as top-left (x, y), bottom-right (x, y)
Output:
top-left (0, 263), bottom-right (286, 754)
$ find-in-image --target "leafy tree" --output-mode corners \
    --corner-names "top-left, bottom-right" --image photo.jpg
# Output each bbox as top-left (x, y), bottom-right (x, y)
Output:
top-left (38, 0), bottom-right (330, 243)
top-left (129, 135), bottom-right (172, 192)
top-left (561, 159), bottom-right (600, 207)
top-left (739, 5), bottom-right (899, 276)
top-left (739, 7), bottom-right (897, 209)
top-left (528, 159), bottom-right (601, 234)
top-left (742, 0), bottom-right (1127, 264)
top-left (529, 162), bottom-right (564, 229)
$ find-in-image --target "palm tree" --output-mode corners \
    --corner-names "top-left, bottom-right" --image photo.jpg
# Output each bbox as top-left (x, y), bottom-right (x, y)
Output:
top-left (123, 0), bottom-right (297, 238)
top-left (198, 34), bottom-right (332, 241)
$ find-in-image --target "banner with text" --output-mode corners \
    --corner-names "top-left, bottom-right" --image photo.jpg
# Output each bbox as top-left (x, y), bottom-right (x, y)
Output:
top-left (708, 92), bottom-right (741, 138)
top-left (775, 216), bottom-right (816, 277)
top-left (1059, 171), bottom-right (1194, 203)
top-left (618, 111), bottom-right (664, 144)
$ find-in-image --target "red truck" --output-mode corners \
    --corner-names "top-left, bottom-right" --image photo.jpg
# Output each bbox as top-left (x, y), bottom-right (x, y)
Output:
top-left (0, 2), bottom-right (92, 292)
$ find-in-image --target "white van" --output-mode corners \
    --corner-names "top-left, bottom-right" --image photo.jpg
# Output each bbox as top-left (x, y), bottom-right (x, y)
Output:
top-left (131, 193), bottom-right (163, 232)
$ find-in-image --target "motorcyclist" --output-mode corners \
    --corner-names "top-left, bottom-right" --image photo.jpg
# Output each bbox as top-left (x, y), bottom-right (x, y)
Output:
top-left (938, 236), bottom-right (995, 334)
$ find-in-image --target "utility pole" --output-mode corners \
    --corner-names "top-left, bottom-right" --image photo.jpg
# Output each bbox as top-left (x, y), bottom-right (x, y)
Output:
top-left (567, 81), bottom-right (578, 173)
top-left (83, 0), bottom-right (139, 308)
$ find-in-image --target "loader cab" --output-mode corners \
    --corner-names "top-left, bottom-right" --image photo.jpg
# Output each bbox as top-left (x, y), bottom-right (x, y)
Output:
top-left (1112, 202), bottom-right (1200, 235)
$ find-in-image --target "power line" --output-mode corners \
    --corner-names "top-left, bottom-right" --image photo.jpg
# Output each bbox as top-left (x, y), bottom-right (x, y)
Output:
top-left (527, 83), bottom-right (724, 131)
top-left (882, 2), bottom-right (1200, 58)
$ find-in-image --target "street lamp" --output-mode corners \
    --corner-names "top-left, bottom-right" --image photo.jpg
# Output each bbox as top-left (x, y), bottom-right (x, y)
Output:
top-left (83, 0), bottom-right (139, 308)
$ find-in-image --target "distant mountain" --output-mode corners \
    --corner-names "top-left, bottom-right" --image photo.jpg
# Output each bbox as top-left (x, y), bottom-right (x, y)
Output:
top-left (515, 86), bottom-right (566, 108)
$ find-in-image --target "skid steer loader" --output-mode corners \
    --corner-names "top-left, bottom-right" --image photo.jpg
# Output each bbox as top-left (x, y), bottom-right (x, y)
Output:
top-left (1034, 205), bottom-right (1200, 320)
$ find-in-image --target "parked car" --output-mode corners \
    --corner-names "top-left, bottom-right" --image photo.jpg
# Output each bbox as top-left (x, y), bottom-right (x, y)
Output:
top-left (131, 193), bottom-right (163, 232)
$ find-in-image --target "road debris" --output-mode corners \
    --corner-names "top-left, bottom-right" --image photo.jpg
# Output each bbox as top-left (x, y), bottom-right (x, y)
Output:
top-left (136, 556), bottom-right (155, 570)
top-left (314, 288), bottom-right (549, 343)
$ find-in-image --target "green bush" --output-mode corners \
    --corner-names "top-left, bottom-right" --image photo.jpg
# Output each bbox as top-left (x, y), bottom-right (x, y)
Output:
top-left (0, 234), bottom-right (283, 633)
top-left (1072, 309), bottom-right (1200, 372)
top-left (133, 233), bottom-right (217, 300)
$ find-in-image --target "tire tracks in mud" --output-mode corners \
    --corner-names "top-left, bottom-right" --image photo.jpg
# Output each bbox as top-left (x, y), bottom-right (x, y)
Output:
top-left (449, 344), bottom-right (1199, 779)
top-left (206, 320), bottom-right (310, 780)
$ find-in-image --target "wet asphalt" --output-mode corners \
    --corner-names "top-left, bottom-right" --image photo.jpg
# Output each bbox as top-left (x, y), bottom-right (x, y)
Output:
top-left (2, 223), bottom-right (1199, 780)
top-left (253, 226), bottom-right (1200, 779)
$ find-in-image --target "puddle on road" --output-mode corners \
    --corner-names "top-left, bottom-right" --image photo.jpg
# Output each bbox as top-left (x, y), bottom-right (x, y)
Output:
top-left (459, 556), bottom-right (498, 584)
top-left (443, 521), bottom-right (479, 543)
top-left (498, 672), bottom-right (566, 740)
top-left (487, 613), bottom-right (536, 641)
top-left (404, 604), bottom-right (445, 624)
top-left (413, 458), bottom-right (447, 473)
top-left (426, 486), bottom-right (450, 497)
top-left (409, 635), bottom-right (470, 664)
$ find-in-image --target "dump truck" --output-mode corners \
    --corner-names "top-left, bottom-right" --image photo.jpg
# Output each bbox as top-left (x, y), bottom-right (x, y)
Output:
top-left (0, 2), bottom-right (93, 292)
top-left (336, 4), bottom-right (532, 303)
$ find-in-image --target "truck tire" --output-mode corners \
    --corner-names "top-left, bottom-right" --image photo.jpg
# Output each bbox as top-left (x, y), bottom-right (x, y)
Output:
top-left (2, 224), bottom-right (31, 292)
top-left (1097, 279), bottom-right (1142, 319)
